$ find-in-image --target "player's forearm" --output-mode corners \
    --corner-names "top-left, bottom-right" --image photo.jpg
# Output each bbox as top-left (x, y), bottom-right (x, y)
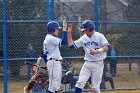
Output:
top-left (96, 45), bottom-right (109, 53)
top-left (101, 45), bottom-right (109, 52)
top-left (67, 32), bottom-right (74, 46)
top-left (61, 31), bottom-right (67, 45)
top-left (90, 45), bottom-right (109, 55)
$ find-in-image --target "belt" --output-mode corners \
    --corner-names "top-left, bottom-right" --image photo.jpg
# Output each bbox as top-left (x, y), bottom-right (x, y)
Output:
top-left (48, 58), bottom-right (62, 62)
top-left (85, 60), bottom-right (103, 62)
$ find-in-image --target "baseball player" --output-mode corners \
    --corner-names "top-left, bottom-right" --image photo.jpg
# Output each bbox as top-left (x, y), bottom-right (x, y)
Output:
top-left (24, 52), bottom-right (47, 93)
top-left (67, 20), bottom-right (111, 93)
top-left (43, 21), bottom-right (67, 93)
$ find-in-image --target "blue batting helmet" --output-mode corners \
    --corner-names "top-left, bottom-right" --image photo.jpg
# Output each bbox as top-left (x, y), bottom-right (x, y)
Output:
top-left (47, 21), bottom-right (62, 33)
top-left (81, 20), bottom-right (94, 32)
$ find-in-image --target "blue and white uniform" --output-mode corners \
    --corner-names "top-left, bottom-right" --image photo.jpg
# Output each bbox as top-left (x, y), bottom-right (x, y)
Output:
top-left (43, 34), bottom-right (62, 92)
top-left (74, 32), bottom-right (109, 93)
top-left (44, 34), bottom-right (63, 60)
top-left (74, 32), bottom-right (109, 61)
top-left (43, 21), bottom-right (67, 93)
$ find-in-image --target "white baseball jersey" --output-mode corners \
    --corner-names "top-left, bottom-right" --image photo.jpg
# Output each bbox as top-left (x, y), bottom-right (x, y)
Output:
top-left (74, 32), bottom-right (109, 92)
top-left (43, 34), bottom-right (62, 60)
top-left (43, 34), bottom-right (62, 92)
top-left (74, 32), bottom-right (109, 61)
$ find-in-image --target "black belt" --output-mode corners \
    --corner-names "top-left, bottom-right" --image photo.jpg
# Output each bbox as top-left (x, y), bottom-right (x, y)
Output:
top-left (48, 58), bottom-right (62, 61)
top-left (85, 60), bottom-right (103, 62)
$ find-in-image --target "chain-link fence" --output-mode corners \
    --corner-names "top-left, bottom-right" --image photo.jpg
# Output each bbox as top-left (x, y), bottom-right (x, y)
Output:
top-left (0, 0), bottom-right (140, 93)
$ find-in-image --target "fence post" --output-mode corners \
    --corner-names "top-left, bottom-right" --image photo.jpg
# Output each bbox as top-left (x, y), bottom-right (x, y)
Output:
top-left (94, 0), bottom-right (99, 32)
top-left (2, 0), bottom-right (8, 93)
top-left (128, 58), bottom-right (132, 71)
top-left (46, 0), bottom-right (55, 20)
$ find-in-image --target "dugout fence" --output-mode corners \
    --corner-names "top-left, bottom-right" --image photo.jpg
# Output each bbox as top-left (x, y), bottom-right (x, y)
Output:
top-left (0, 0), bottom-right (140, 93)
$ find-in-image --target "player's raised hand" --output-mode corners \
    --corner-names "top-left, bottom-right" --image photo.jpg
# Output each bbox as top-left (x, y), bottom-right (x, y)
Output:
top-left (68, 24), bottom-right (72, 33)
top-left (63, 20), bottom-right (67, 31)
top-left (67, 24), bottom-right (73, 46)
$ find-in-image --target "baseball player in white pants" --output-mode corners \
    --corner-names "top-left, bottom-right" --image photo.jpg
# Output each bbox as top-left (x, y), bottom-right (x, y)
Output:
top-left (43, 21), bottom-right (67, 93)
top-left (67, 20), bottom-right (110, 93)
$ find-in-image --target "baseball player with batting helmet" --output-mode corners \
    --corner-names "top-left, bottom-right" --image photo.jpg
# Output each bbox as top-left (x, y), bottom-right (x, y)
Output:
top-left (67, 20), bottom-right (111, 93)
top-left (43, 21), bottom-right (67, 93)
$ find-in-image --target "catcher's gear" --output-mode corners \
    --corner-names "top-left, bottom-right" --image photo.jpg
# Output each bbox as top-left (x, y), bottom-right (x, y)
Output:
top-left (24, 73), bottom-right (45, 92)
top-left (24, 80), bottom-right (36, 92)
top-left (24, 87), bottom-right (29, 93)
top-left (47, 21), bottom-right (62, 33)
top-left (81, 20), bottom-right (94, 32)
top-left (25, 61), bottom-right (47, 70)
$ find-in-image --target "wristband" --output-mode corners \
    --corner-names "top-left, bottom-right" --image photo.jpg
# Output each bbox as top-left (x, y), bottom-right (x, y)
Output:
top-left (63, 20), bottom-right (67, 31)
top-left (97, 48), bottom-right (104, 53)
